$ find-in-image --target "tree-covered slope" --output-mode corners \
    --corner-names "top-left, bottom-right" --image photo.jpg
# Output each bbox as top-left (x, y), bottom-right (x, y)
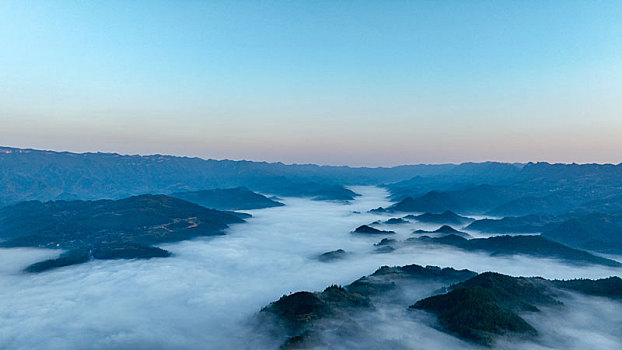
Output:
top-left (0, 194), bottom-right (245, 272)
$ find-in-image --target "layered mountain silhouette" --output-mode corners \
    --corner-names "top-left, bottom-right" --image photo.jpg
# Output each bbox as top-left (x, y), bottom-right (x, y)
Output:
top-left (0, 146), bottom-right (462, 206)
top-left (385, 162), bottom-right (622, 216)
top-left (407, 210), bottom-right (474, 225)
top-left (542, 211), bottom-right (622, 253)
top-left (171, 187), bottom-right (283, 210)
top-left (414, 234), bottom-right (621, 267)
top-left (5, 147), bottom-right (622, 218)
top-left (414, 225), bottom-right (471, 238)
top-left (386, 191), bottom-right (461, 213)
top-left (466, 215), bottom-right (562, 233)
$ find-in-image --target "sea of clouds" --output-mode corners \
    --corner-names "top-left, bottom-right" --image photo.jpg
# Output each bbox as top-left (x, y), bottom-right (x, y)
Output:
top-left (0, 186), bottom-right (620, 349)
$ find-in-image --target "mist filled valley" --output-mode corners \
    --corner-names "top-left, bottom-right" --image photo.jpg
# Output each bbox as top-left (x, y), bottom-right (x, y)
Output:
top-left (2, 151), bottom-right (622, 350)
top-left (4, 2), bottom-right (622, 348)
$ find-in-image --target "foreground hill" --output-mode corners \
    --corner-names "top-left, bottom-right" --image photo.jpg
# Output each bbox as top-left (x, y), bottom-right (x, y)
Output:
top-left (0, 194), bottom-right (245, 271)
top-left (413, 273), bottom-right (622, 345)
top-left (412, 272), bottom-right (556, 345)
top-left (259, 264), bottom-right (622, 348)
top-left (259, 264), bottom-right (477, 349)
top-left (171, 187), bottom-right (284, 210)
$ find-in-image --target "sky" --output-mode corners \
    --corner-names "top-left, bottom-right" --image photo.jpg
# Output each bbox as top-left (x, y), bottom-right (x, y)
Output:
top-left (1, 0), bottom-right (621, 166)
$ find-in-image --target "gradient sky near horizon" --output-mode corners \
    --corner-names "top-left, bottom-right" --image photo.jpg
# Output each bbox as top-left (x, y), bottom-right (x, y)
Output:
top-left (1, 1), bottom-right (622, 166)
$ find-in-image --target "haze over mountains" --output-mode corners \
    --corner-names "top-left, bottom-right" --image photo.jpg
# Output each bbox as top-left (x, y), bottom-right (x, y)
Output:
top-left (3, 147), bottom-right (622, 268)
top-left (0, 146), bottom-right (441, 205)
top-left (1, 146), bottom-right (622, 349)
top-left (3, 0), bottom-right (621, 348)
top-left (4, 146), bottom-right (622, 209)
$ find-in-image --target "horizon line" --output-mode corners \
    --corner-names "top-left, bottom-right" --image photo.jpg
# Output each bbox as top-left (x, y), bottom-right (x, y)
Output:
top-left (2, 145), bottom-right (621, 168)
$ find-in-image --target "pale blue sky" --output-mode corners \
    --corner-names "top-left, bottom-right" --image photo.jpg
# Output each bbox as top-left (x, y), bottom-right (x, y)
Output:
top-left (1, 1), bottom-right (621, 166)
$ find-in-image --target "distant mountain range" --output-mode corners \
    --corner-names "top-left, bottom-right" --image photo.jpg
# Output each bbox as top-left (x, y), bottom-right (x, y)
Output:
top-left (359, 161), bottom-right (622, 254)
top-left (4, 146), bottom-right (622, 261)
top-left (0, 146), bottom-right (457, 206)
top-left (384, 162), bottom-right (622, 217)
top-left (4, 146), bottom-right (622, 215)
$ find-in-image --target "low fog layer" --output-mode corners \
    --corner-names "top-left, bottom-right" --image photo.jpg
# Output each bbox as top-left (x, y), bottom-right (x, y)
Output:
top-left (0, 187), bottom-right (620, 349)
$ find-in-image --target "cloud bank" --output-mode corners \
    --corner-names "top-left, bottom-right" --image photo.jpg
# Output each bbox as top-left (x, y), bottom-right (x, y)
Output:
top-left (0, 187), bottom-right (620, 349)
